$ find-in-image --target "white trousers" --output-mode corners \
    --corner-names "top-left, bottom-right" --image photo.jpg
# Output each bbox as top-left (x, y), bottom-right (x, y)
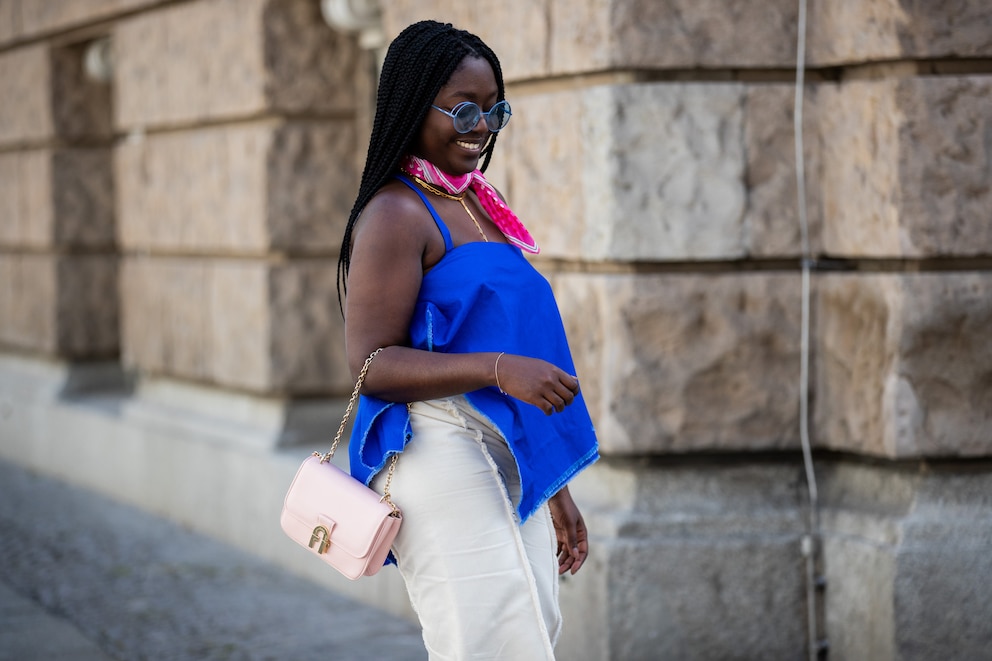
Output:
top-left (372, 396), bottom-right (561, 661)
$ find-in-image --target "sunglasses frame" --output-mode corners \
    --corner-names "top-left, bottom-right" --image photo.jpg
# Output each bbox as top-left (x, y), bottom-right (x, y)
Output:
top-left (431, 100), bottom-right (512, 134)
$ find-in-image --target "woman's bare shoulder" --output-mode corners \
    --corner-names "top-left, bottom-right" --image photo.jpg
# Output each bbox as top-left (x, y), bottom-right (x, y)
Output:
top-left (356, 180), bottom-right (432, 240)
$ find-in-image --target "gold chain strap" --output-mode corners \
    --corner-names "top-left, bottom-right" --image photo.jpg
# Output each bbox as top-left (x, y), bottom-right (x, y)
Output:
top-left (315, 348), bottom-right (400, 516)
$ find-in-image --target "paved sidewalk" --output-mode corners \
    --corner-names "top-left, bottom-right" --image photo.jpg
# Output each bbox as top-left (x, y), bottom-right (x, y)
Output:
top-left (0, 459), bottom-right (426, 661)
top-left (0, 581), bottom-right (115, 660)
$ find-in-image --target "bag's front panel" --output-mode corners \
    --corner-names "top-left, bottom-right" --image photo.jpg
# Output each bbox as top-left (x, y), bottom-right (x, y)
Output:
top-left (280, 455), bottom-right (402, 579)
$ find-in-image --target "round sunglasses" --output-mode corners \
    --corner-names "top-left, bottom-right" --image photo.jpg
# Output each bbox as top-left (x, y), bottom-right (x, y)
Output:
top-left (431, 100), bottom-right (512, 134)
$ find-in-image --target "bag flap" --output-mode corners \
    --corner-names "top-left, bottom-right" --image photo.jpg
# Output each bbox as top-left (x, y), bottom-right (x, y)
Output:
top-left (282, 455), bottom-right (399, 558)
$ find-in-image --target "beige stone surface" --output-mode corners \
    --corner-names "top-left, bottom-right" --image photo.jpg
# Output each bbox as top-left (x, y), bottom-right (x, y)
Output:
top-left (116, 124), bottom-right (270, 252)
top-left (0, 254), bottom-right (57, 352)
top-left (0, 148), bottom-right (114, 249)
top-left (268, 262), bottom-right (348, 392)
top-left (0, 44), bottom-right (52, 145)
top-left (386, 0), bottom-right (992, 74)
top-left (0, 155), bottom-right (17, 243)
top-left (507, 83), bottom-right (747, 261)
top-left (116, 120), bottom-right (352, 253)
top-left (743, 84), bottom-right (823, 257)
top-left (504, 82), bottom-right (815, 261)
top-left (554, 272), bottom-right (802, 454)
top-left (121, 257), bottom-right (346, 394)
top-left (819, 77), bottom-right (992, 257)
top-left (816, 273), bottom-right (992, 458)
top-left (265, 122), bottom-right (357, 252)
top-left (0, 254), bottom-right (117, 357)
top-left (261, 0), bottom-right (360, 114)
top-left (50, 40), bottom-right (114, 142)
top-left (52, 149), bottom-right (116, 247)
top-left (497, 87), bottom-right (587, 259)
top-left (382, 0), bottom-right (550, 81)
top-left (0, 40), bottom-right (113, 145)
top-left (384, 0), bottom-right (799, 79)
top-left (56, 256), bottom-right (119, 357)
top-left (599, 83), bottom-right (747, 260)
top-left (121, 258), bottom-right (211, 380)
top-left (7, 0), bottom-right (161, 39)
top-left (0, 150), bottom-right (51, 247)
top-left (114, 0), bottom-right (358, 129)
top-left (208, 261), bottom-right (270, 391)
top-left (809, 0), bottom-right (992, 66)
top-left (0, 0), bottom-right (18, 44)
top-left (113, 0), bottom-right (266, 128)
top-left (551, 0), bottom-right (800, 74)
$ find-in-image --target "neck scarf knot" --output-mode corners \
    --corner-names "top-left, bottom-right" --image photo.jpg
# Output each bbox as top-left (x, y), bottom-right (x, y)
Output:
top-left (400, 155), bottom-right (539, 254)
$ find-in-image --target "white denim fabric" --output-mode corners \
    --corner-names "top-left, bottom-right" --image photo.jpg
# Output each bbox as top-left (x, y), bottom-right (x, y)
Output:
top-left (372, 396), bottom-right (561, 661)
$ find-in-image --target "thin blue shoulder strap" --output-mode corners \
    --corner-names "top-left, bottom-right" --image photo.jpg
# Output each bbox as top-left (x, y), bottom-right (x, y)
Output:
top-left (395, 174), bottom-right (454, 252)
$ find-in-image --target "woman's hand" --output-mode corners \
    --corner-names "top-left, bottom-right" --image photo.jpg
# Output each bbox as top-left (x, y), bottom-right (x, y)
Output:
top-left (548, 486), bottom-right (588, 575)
top-left (496, 354), bottom-right (580, 416)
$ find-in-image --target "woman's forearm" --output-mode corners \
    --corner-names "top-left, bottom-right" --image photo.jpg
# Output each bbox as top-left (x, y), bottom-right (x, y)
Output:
top-left (352, 345), bottom-right (500, 403)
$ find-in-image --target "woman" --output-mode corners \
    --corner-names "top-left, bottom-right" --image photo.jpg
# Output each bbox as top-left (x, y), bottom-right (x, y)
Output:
top-left (339, 20), bottom-right (599, 660)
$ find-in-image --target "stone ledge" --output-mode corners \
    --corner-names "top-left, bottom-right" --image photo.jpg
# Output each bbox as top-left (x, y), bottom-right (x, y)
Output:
top-left (121, 374), bottom-right (348, 451)
top-left (0, 353), bottom-right (127, 403)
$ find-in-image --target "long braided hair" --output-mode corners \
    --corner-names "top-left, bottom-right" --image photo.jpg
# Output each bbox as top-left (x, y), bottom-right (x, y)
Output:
top-left (336, 20), bottom-right (505, 310)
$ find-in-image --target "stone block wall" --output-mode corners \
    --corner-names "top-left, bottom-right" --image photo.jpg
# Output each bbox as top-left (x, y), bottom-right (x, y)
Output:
top-left (2, 0), bottom-right (991, 659)
top-left (1, 0), bottom-right (361, 422)
top-left (381, 1), bottom-right (991, 659)
top-left (0, 32), bottom-right (117, 358)
top-left (108, 0), bottom-right (359, 395)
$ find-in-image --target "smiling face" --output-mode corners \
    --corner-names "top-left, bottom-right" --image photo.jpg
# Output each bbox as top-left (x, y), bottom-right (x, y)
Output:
top-left (411, 55), bottom-right (499, 175)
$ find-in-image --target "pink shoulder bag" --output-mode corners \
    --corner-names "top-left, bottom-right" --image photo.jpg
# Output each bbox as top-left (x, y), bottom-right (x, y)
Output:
top-left (280, 349), bottom-right (402, 580)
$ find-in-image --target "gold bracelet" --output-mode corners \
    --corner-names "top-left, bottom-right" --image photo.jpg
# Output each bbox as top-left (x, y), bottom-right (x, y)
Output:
top-left (494, 352), bottom-right (507, 394)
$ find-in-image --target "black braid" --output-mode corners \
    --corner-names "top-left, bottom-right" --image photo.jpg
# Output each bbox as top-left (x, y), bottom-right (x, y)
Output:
top-left (336, 20), bottom-right (506, 312)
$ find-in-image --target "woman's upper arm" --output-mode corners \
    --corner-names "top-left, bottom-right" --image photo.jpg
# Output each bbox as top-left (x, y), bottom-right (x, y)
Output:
top-left (343, 191), bottom-right (428, 377)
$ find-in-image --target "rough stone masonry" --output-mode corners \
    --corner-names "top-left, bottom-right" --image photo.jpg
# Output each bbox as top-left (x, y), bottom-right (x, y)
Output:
top-left (1, 0), bottom-right (990, 659)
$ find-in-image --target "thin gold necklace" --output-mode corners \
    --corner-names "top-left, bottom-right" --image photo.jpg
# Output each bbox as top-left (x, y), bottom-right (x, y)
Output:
top-left (409, 175), bottom-right (489, 242)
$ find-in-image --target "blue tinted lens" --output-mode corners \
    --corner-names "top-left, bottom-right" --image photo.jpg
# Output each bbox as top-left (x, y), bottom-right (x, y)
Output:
top-left (485, 101), bottom-right (511, 132)
top-left (451, 102), bottom-right (483, 133)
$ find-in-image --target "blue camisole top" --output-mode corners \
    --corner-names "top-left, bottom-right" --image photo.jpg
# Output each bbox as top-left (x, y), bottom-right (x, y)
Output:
top-left (348, 175), bottom-right (599, 523)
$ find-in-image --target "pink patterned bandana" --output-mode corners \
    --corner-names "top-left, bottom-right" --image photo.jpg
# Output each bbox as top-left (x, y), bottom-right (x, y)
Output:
top-left (400, 155), bottom-right (539, 254)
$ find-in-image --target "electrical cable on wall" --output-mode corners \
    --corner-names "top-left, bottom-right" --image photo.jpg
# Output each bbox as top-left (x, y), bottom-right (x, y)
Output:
top-left (792, 0), bottom-right (826, 658)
